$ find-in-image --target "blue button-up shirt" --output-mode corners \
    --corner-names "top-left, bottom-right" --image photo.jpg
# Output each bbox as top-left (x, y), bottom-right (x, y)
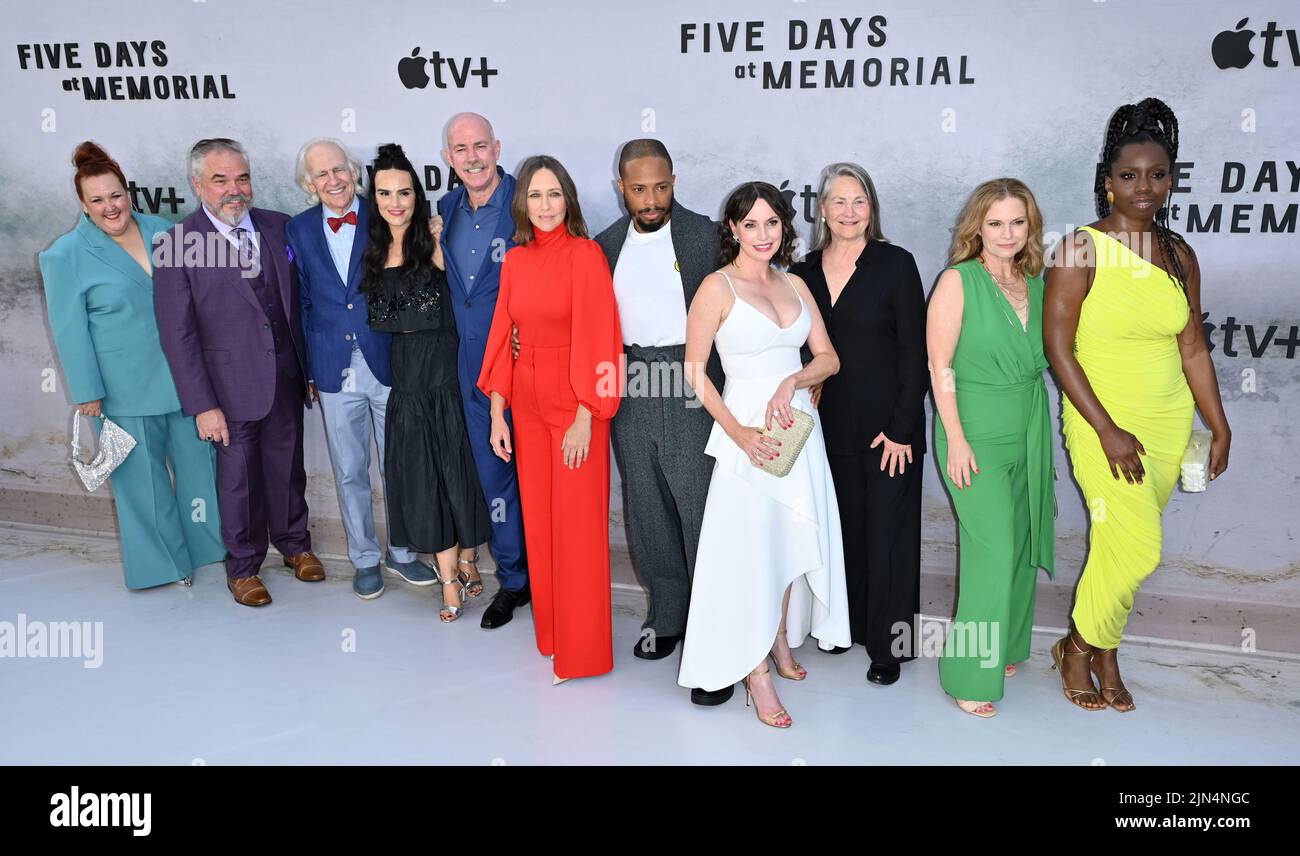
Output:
top-left (321, 195), bottom-right (360, 285)
top-left (446, 171), bottom-right (509, 293)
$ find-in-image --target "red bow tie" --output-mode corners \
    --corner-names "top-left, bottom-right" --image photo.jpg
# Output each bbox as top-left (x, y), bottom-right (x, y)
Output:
top-left (327, 211), bottom-right (357, 233)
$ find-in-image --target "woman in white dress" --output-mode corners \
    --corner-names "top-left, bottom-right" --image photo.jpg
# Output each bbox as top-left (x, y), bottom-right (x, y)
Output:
top-left (678, 182), bottom-right (852, 728)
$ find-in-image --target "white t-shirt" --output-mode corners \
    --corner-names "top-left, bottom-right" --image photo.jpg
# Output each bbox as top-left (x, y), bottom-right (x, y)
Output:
top-left (612, 218), bottom-right (688, 347)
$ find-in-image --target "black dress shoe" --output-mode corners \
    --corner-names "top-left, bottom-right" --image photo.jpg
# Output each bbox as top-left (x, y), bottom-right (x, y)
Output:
top-left (690, 685), bottom-right (734, 706)
top-left (480, 584), bottom-right (531, 629)
top-left (825, 645), bottom-right (852, 655)
top-left (867, 662), bottom-right (901, 685)
top-left (632, 632), bottom-right (682, 660)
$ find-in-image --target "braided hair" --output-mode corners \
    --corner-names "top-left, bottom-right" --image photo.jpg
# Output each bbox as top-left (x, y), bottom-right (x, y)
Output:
top-left (1093, 97), bottom-right (1189, 297)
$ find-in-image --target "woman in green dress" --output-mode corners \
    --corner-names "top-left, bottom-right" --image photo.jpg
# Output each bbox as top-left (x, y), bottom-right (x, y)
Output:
top-left (927, 178), bottom-right (1055, 717)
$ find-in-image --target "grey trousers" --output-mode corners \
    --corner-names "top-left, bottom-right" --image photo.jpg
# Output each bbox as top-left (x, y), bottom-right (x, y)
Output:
top-left (612, 344), bottom-right (715, 637)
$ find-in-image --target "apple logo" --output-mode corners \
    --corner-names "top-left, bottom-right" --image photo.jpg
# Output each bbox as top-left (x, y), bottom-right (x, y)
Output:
top-left (778, 179), bottom-right (797, 211)
top-left (1212, 18), bottom-right (1255, 69)
top-left (399, 48), bottom-right (430, 89)
top-left (1201, 312), bottom-right (1216, 352)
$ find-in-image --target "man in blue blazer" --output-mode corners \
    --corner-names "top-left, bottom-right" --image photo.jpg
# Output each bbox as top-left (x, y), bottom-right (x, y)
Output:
top-left (437, 112), bottom-right (529, 628)
top-left (286, 138), bottom-right (434, 599)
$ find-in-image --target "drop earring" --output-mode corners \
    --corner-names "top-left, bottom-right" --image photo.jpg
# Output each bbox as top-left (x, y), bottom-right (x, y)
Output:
top-left (1106, 190), bottom-right (1115, 206)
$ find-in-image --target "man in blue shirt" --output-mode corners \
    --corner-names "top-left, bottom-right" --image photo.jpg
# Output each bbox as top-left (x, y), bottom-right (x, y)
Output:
top-left (437, 113), bottom-right (530, 629)
top-left (286, 138), bottom-right (436, 599)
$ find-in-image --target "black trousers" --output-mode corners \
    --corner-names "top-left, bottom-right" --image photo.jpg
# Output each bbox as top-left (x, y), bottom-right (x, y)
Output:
top-left (828, 446), bottom-right (923, 664)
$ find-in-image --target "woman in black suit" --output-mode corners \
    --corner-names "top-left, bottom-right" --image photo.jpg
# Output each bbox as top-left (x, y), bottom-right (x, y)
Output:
top-left (789, 162), bottom-right (928, 684)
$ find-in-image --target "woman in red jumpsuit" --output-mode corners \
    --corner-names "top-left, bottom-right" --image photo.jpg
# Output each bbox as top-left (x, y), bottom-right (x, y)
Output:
top-left (478, 155), bottom-right (623, 683)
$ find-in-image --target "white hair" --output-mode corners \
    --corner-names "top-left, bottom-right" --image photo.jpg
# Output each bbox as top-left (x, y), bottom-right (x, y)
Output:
top-left (189, 138), bottom-right (249, 181)
top-left (442, 112), bottom-right (496, 151)
top-left (294, 138), bottom-right (364, 205)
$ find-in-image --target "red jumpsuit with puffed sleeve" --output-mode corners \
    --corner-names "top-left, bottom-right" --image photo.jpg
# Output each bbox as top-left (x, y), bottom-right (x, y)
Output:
top-left (478, 224), bottom-right (623, 679)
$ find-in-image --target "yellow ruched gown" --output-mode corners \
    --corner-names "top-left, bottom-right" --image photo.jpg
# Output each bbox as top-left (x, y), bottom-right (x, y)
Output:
top-left (1062, 226), bottom-right (1194, 648)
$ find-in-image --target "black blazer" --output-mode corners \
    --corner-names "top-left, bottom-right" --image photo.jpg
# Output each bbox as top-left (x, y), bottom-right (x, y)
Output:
top-left (790, 240), bottom-right (928, 455)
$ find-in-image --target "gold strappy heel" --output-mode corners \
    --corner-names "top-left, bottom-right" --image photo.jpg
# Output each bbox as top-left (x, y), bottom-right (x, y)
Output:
top-left (1091, 650), bottom-right (1137, 712)
top-left (1050, 634), bottom-right (1106, 711)
top-left (743, 665), bottom-right (792, 728)
top-left (769, 630), bottom-right (806, 680)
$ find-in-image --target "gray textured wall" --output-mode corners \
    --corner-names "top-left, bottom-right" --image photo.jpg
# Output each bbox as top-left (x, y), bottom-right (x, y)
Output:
top-left (3, 0), bottom-right (1296, 611)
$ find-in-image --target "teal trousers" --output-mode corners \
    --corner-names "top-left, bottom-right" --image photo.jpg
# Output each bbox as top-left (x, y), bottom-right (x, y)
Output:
top-left (104, 410), bottom-right (226, 588)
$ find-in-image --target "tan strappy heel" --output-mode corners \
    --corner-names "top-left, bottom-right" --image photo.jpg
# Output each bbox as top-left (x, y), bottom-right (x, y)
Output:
top-left (952, 697), bottom-right (996, 718)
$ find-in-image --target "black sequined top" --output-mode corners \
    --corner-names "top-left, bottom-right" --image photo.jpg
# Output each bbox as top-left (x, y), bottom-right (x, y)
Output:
top-left (368, 266), bottom-right (452, 333)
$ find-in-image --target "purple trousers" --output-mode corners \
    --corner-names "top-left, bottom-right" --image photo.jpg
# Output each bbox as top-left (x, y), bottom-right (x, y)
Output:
top-left (216, 349), bottom-right (311, 579)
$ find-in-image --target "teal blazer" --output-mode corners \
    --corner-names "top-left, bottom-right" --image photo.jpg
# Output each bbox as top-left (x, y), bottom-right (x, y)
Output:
top-left (39, 212), bottom-right (183, 417)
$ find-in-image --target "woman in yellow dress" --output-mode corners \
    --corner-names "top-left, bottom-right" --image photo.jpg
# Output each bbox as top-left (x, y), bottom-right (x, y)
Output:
top-left (1044, 98), bottom-right (1232, 712)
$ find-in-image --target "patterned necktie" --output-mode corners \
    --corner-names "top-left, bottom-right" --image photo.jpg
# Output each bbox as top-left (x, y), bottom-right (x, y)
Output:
top-left (230, 226), bottom-right (256, 269)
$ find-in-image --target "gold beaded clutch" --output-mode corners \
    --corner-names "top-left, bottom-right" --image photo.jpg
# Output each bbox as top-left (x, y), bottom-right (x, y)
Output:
top-left (755, 407), bottom-right (814, 477)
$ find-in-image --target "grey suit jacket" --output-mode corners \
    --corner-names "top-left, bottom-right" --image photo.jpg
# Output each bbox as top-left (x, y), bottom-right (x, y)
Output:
top-left (593, 199), bottom-right (724, 391)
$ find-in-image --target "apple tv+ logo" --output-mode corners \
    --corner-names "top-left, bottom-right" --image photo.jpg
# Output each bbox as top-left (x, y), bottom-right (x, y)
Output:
top-left (1211, 17), bottom-right (1300, 68)
top-left (398, 47), bottom-right (499, 89)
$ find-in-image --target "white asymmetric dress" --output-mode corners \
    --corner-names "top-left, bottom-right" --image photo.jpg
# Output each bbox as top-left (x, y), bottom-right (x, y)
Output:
top-left (678, 271), bottom-right (851, 692)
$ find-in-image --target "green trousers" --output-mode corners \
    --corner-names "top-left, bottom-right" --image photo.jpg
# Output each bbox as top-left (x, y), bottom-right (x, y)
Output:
top-left (934, 439), bottom-right (1039, 702)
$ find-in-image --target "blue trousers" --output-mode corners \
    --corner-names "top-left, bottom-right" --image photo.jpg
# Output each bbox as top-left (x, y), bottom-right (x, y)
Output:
top-left (317, 347), bottom-right (415, 569)
top-left (105, 409), bottom-right (226, 588)
top-left (461, 386), bottom-right (528, 591)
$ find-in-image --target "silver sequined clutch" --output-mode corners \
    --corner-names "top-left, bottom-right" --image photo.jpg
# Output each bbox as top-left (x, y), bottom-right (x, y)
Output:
top-left (70, 413), bottom-right (136, 492)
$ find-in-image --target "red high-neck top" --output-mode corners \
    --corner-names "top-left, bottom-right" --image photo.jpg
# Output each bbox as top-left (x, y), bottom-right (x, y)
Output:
top-left (477, 225), bottom-right (623, 421)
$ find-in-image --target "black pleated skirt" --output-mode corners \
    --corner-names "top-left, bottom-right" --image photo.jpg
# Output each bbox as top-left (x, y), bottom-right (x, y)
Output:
top-left (384, 328), bottom-right (491, 554)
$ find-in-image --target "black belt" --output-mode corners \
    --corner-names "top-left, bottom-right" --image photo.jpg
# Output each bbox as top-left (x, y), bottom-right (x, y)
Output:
top-left (624, 343), bottom-right (686, 363)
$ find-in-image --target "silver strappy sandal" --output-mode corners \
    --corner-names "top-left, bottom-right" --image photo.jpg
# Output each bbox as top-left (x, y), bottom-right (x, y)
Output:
top-left (437, 573), bottom-right (466, 623)
top-left (458, 550), bottom-right (484, 598)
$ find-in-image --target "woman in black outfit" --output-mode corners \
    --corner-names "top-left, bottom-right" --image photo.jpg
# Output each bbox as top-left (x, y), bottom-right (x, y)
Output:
top-left (362, 143), bottom-right (491, 623)
top-left (789, 162), bottom-right (928, 684)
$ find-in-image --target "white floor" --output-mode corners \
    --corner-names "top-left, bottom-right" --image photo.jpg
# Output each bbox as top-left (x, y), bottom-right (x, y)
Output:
top-left (2, 524), bottom-right (1297, 765)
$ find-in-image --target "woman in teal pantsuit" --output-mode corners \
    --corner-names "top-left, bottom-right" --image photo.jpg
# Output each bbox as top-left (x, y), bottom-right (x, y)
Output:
top-left (927, 179), bottom-right (1055, 717)
top-left (38, 142), bottom-right (225, 589)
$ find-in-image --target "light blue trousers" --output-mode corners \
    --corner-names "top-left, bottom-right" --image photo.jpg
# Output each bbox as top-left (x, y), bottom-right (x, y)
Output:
top-left (317, 347), bottom-right (415, 569)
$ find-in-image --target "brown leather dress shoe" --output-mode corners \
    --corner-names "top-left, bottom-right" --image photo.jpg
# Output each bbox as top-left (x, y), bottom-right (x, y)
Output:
top-left (228, 575), bottom-right (272, 607)
top-left (283, 551), bottom-right (325, 582)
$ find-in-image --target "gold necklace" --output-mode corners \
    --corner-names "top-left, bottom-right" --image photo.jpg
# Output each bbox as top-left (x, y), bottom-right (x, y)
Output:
top-left (979, 254), bottom-right (1027, 307)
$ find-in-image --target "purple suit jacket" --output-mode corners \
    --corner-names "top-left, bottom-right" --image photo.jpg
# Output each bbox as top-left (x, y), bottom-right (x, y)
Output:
top-left (153, 207), bottom-right (310, 422)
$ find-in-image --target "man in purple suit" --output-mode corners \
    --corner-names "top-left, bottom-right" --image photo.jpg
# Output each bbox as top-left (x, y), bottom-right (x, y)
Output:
top-left (154, 137), bottom-right (324, 607)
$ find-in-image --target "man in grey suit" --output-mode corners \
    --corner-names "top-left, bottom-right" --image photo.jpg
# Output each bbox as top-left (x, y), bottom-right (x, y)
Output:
top-left (593, 140), bottom-right (732, 706)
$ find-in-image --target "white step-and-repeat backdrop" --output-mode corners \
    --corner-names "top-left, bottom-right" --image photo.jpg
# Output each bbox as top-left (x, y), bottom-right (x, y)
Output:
top-left (2, 0), bottom-right (1296, 610)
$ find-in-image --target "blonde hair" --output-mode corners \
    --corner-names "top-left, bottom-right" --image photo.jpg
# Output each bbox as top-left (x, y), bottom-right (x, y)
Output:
top-left (947, 178), bottom-right (1045, 277)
